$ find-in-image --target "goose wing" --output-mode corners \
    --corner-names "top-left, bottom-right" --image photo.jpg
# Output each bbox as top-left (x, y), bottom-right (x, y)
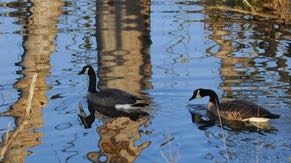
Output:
top-left (102, 88), bottom-right (141, 101)
top-left (215, 102), bottom-right (254, 120)
top-left (229, 100), bottom-right (264, 110)
top-left (87, 89), bottom-right (139, 107)
top-left (229, 100), bottom-right (279, 118)
top-left (216, 100), bottom-right (279, 120)
top-left (96, 90), bottom-right (136, 106)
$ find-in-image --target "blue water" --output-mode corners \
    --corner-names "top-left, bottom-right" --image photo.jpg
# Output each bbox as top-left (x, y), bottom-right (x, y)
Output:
top-left (0, 0), bottom-right (290, 162)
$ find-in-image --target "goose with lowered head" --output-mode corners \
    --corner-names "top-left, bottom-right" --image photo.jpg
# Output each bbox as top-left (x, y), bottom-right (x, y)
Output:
top-left (189, 88), bottom-right (280, 123)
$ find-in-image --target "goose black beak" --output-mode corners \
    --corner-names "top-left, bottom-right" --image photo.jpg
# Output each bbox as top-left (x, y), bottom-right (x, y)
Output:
top-left (189, 97), bottom-right (194, 101)
top-left (78, 71), bottom-right (83, 75)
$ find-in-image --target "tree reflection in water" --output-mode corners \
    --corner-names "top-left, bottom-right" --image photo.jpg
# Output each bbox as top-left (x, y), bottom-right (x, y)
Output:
top-left (79, 100), bottom-right (151, 163)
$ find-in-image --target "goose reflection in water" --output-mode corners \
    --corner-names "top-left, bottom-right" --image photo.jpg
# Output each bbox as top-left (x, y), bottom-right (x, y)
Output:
top-left (188, 105), bottom-right (277, 133)
top-left (78, 99), bottom-right (151, 163)
top-left (78, 100), bottom-right (149, 129)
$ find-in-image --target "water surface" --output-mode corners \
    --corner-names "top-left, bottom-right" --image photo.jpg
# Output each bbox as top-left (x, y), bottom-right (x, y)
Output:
top-left (0, 0), bottom-right (290, 162)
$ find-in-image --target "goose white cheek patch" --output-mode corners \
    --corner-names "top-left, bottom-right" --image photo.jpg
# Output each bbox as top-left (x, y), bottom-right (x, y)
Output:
top-left (84, 67), bottom-right (89, 74)
top-left (196, 90), bottom-right (201, 98)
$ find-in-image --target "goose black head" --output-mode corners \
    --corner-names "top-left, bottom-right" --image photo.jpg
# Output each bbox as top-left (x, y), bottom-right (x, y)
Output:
top-left (78, 65), bottom-right (94, 75)
top-left (189, 88), bottom-right (208, 101)
top-left (78, 65), bottom-right (97, 93)
top-left (78, 102), bottom-right (95, 129)
top-left (78, 114), bottom-right (95, 129)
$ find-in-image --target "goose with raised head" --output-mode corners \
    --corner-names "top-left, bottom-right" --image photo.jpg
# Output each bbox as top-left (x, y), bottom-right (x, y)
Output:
top-left (78, 65), bottom-right (148, 111)
top-left (189, 88), bottom-right (280, 122)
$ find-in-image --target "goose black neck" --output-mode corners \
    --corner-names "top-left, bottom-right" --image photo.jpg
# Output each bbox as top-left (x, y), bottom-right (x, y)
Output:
top-left (88, 71), bottom-right (97, 93)
top-left (81, 113), bottom-right (95, 129)
top-left (207, 89), bottom-right (220, 105)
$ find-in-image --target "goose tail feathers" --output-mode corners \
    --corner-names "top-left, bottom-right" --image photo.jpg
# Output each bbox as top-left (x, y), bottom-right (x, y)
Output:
top-left (131, 103), bottom-right (149, 107)
top-left (266, 113), bottom-right (280, 119)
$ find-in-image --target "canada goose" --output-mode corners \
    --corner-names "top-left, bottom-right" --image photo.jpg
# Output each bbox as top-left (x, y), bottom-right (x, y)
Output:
top-left (189, 88), bottom-right (280, 122)
top-left (78, 65), bottom-right (148, 111)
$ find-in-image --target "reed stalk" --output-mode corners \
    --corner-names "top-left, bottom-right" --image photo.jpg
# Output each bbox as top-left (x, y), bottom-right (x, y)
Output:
top-left (0, 73), bottom-right (37, 161)
top-left (215, 98), bottom-right (230, 163)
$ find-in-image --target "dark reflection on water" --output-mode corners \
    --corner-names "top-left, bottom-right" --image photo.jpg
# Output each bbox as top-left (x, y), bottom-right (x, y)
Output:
top-left (188, 105), bottom-right (276, 133)
top-left (78, 100), bottom-right (149, 129)
top-left (78, 99), bottom-right (151, 162)
top-left (0, 0), bottom-right (290, 163)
